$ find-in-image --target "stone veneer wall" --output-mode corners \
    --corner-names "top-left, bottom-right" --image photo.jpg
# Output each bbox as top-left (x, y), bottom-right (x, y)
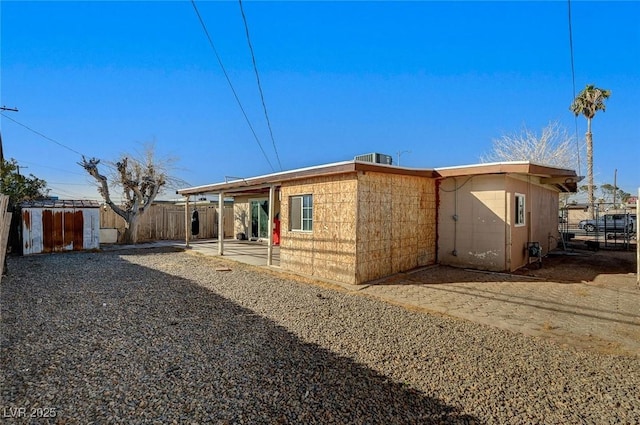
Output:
top-left (355, 172), bottom-right (437, 283)
top-left (280, 174), bottom-right (359, 284)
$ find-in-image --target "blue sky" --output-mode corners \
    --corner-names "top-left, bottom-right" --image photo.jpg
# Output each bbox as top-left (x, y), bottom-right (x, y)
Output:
top-left (1, 1), bottom-right (638, 201)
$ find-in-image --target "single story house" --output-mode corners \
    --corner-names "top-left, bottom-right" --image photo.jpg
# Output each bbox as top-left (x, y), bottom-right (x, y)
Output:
top-left (177, 160), bottom-right (579, 285)
top-left (436, 162), bottom-right (578, 272)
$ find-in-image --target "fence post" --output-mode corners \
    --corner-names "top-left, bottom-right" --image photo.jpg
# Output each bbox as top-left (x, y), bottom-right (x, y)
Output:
top-left (0, 195), bottom-right (11, 282)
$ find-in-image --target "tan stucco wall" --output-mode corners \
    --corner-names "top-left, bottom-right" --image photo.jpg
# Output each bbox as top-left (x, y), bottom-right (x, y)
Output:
top-left (438, 175), bottom-right (508, 271)
top-left (506, 176), bottom-right (560, 271)
top-left (355, 172), bottom-right (436, 283)
top-left (438, 174), bottom-right (561, 272)
top-left (233, 196), bottom-right (251, 239)
top-left (280, 174), bottom-right (359, 284)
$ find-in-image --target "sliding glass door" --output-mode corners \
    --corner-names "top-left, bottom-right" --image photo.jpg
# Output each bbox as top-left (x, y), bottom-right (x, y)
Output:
top-left (250, 199), bottom-right (269, 240)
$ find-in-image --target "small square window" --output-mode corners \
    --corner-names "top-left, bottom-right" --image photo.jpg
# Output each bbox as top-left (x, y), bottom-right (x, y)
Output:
top-left (515, 193), bottom-right (525, 226)
top-left (290, 194), bottom-right (313, 231)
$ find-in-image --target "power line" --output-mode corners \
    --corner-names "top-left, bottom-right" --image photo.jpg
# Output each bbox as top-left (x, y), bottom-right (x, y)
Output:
top-left (47, 181), bottom-right (95, 186)
top-left (0, 112), bottom-right (85, 157)
top-left (567, 0), bottom-right (582, 177)
top-left (13, 159), bottom-right (88, 176)
top-left (190, 0), bottom-right (275, 172)
top-left (46, 185), bottom-right (95, 198)
top-left (238, 0), bottom-right (282, 171)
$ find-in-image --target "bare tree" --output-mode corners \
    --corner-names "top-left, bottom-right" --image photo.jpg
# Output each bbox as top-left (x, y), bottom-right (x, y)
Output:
top-left (481, 122), bottom-right (580, 169)
top-left (80, 144), bottom-right (180, 244)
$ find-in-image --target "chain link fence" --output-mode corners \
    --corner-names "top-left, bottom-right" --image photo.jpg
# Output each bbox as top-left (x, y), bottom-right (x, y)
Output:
top-left (559, 203), bottom-right (636, 250)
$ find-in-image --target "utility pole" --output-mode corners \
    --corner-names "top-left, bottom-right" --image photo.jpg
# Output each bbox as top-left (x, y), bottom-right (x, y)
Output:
top-left (613, 169), bottom-right (617, 209)
top-left (0, 106), bottom-right (19, 163)
top-left (397, 150), bottom-right (411, 166)
top-left (0, 106), bottom-right (18, 276)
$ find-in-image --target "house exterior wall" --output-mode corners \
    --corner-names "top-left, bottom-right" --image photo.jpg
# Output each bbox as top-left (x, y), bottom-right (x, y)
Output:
top-left (506, 176), bottom-right (560, 271)
top-left (233, 196), bottom-right (252, 239)
top-left (355, 171), bottom-right (436, 283)
top-left (438, 174), bottom-right (561, 272)
top-left (438, 175), bottom-right (508, 271)
top-left (280, 174), bottom-right (359, 284)
top-left (232, 195), bottom-right (281, 240)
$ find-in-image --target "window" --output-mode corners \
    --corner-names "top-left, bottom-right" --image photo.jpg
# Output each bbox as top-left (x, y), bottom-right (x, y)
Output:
top-left (290, 194), bottom-right (313, 231)
top-left (515, 193), bottom-right (525, 226)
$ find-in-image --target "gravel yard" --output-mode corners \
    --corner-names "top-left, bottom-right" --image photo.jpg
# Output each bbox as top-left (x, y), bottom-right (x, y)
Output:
top-left (1, 248), bottom-right (639, 424)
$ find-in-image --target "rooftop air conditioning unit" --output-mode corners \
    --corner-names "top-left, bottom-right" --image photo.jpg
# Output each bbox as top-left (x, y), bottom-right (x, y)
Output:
top-left (354, 153), bottom-right (393, 165)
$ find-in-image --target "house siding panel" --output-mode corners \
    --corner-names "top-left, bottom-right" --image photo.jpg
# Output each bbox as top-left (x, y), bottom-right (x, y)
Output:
top-left (356, 172), bottom-right (436, 283)
top-left (280, 174), bottom-right (358, 284)
top-left (506, 176), bottom-right (560, 271)
top-left (439, 174), bottom-right (561, 272)
top-left (438, 175), bottom-right (507, 271)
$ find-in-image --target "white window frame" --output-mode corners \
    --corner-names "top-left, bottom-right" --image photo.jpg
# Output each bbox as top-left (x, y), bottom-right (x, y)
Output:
top-left (290, 194), bottom-right (313, 232)
top-left (515, 193), bottom-right (526, 227)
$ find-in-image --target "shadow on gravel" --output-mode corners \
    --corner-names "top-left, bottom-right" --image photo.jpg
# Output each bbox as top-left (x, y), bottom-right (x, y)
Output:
top-left (1, 251), bottom-right (478, 424)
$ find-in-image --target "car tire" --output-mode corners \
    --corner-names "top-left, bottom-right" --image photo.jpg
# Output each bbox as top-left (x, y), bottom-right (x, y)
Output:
top-left (585, 224), bottom-right (596, 232)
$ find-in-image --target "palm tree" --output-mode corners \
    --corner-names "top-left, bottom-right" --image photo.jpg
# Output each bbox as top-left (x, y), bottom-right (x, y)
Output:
top-left (570, 84), bottom-right (611, 218)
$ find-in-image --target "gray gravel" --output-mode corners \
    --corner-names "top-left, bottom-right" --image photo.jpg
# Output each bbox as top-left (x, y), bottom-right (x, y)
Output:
top-left (1, 247), bottom-right (638, 424)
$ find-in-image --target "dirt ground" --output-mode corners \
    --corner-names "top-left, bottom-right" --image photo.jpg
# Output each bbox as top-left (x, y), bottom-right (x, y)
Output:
top-left (370, 246), bottom-right (638, 287)
top-left (514, 246), bottom-right (638, 284)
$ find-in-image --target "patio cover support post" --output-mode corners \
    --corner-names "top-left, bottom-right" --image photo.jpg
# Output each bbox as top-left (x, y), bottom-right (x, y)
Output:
top-left (267, 184), bottom-right (275, 266)
top-left (218, 192), bottom-right (224, 256)
top-left (184, 196), bottom-right (190, 248)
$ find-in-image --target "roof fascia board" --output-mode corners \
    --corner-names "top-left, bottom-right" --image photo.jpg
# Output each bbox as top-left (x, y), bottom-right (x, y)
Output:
top-left (177, 162), bottom-right (357, 195)
top-left (177, 161), bottom-right (438, 195)
top-left (436, 162), bottom-right (577, 179)
top-left (354, 162), bottom-right (437, 178)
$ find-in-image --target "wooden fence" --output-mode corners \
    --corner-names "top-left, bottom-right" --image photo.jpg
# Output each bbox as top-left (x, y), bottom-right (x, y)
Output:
top-left (0, 195), bottom-right (11, 282)
top-left (100, 203), bottom-right (234, 244)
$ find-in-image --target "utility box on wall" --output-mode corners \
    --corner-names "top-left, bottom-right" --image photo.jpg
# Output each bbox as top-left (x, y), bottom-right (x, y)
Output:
top-left (20, 200), bottom-right (100, 255)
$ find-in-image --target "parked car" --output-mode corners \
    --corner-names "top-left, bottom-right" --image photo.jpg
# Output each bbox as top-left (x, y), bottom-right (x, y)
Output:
top-left (578, 214), bottom-right (636, 233)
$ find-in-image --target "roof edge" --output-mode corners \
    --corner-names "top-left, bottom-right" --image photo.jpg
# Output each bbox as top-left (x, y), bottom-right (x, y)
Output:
top-left (435, 161), bottom-right (578, 178)
top-left (178, 160), bottom-right (437, 195)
